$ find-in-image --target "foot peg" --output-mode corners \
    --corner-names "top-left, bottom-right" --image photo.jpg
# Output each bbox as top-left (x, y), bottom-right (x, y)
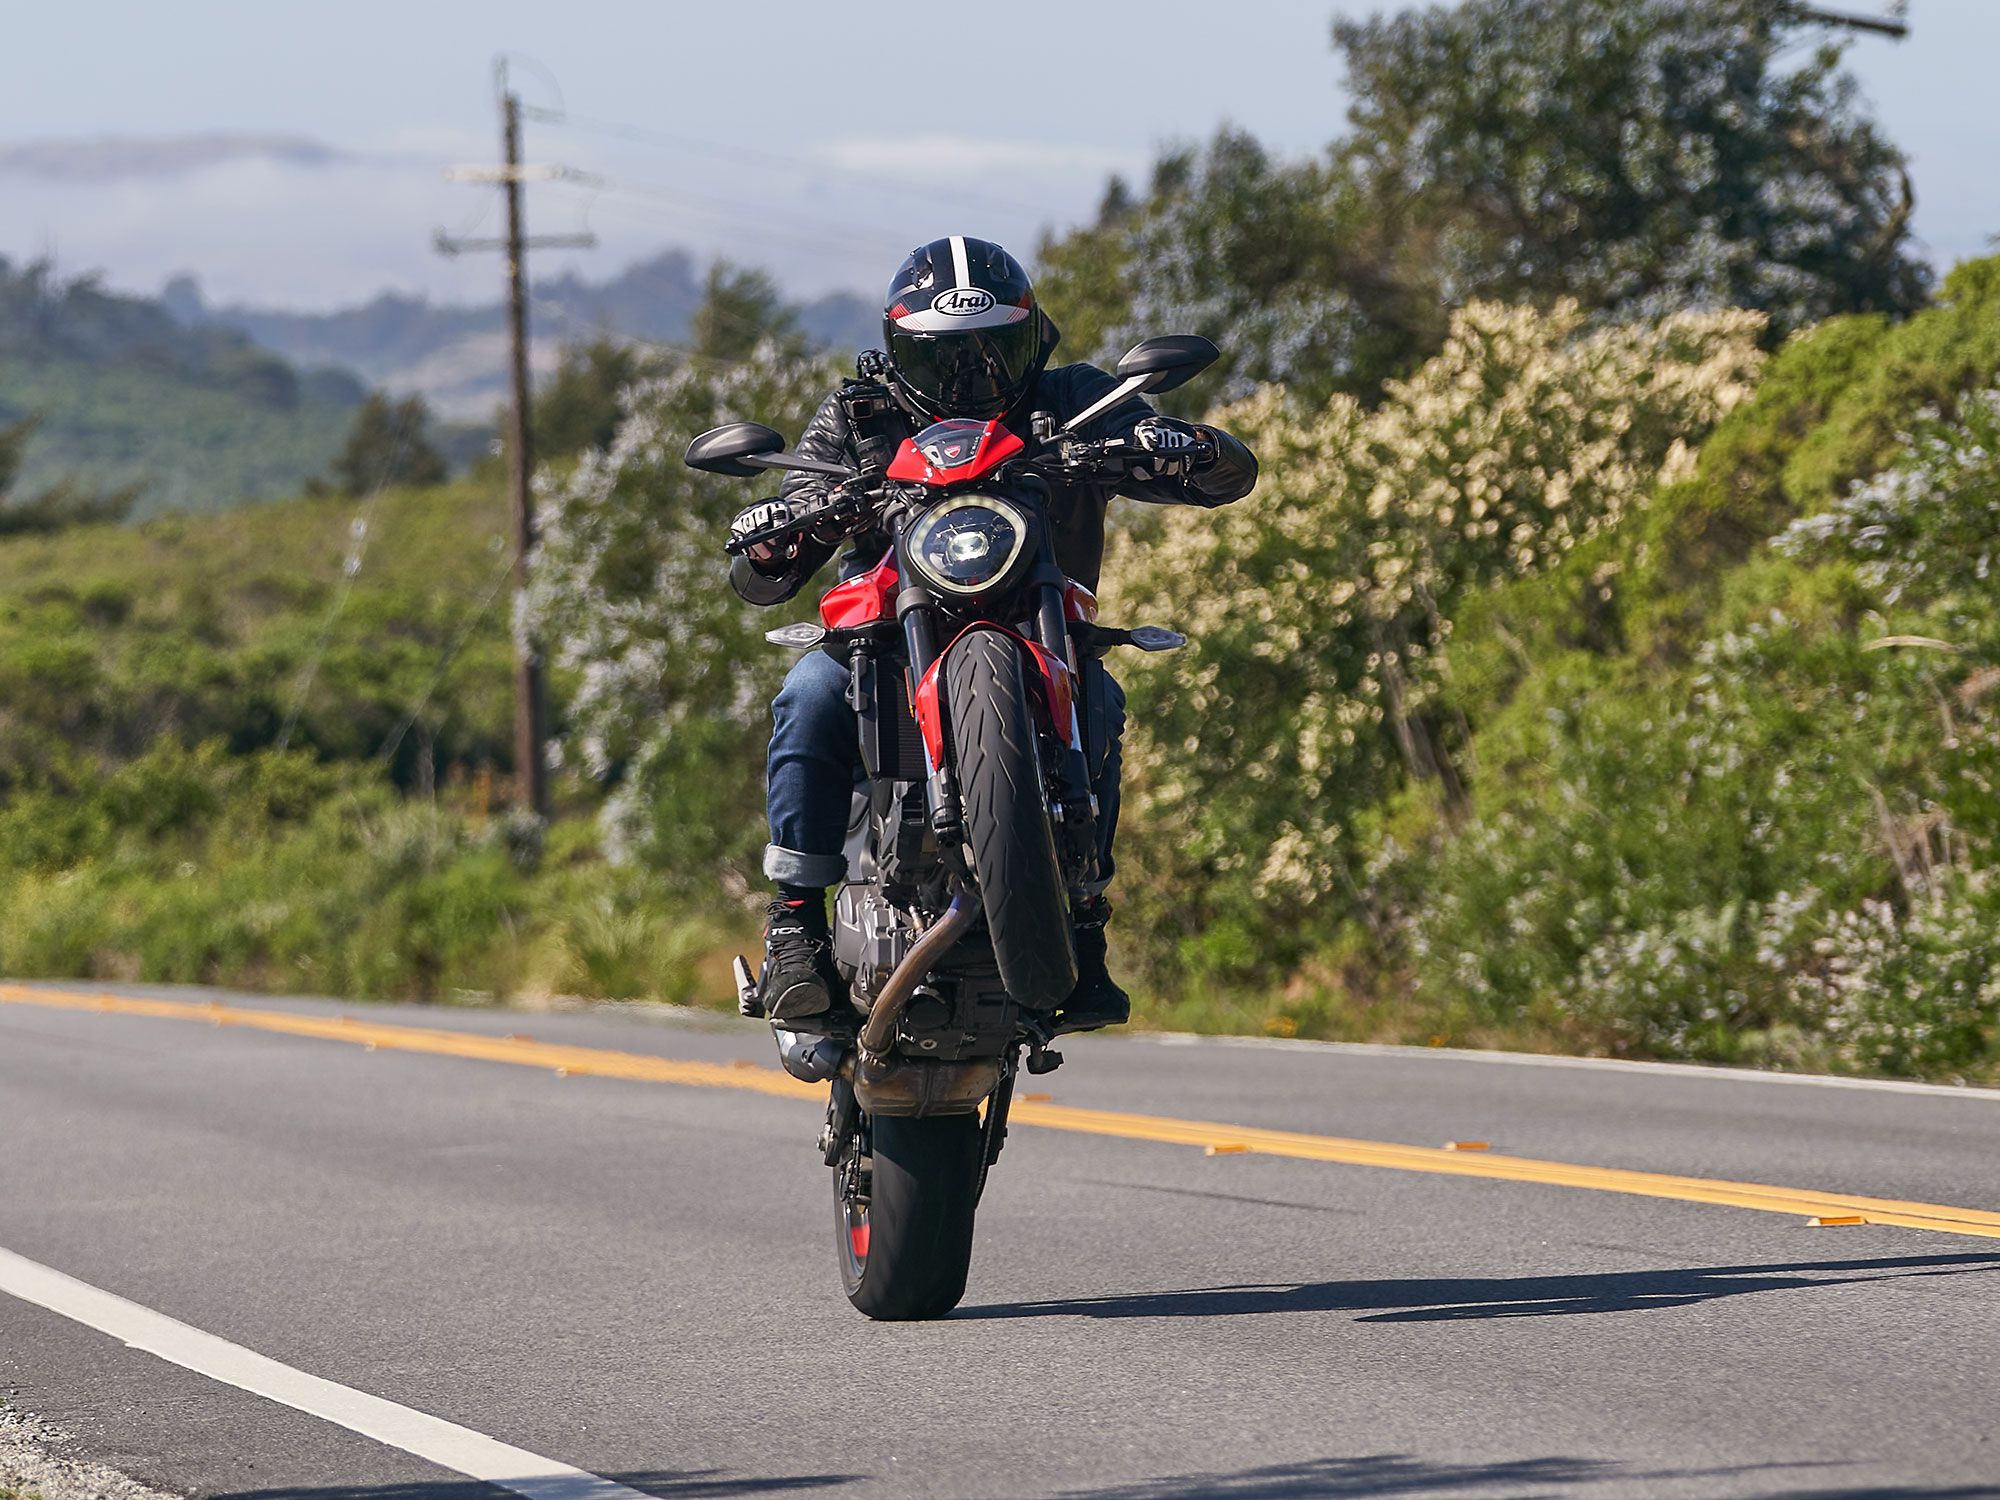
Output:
top-left (1026, 1044), bottom-right (1064, 1076)
top-left (732, 955), bottom-right (766, 1019)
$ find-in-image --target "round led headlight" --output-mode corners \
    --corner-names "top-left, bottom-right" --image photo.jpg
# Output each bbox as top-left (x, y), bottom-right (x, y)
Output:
top-left (907, 495), bottom-right (1032, 596)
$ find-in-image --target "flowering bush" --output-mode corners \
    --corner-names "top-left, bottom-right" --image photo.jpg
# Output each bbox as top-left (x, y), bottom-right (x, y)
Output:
top-left (1397, 358), bottom-right (2000, 1075)
top-left (1103, 300), bottom-right (1763, 974)
top-left (1777, 387), bottom-right (2000, 626)
top-left (524, 340), bottom-right (841, 882)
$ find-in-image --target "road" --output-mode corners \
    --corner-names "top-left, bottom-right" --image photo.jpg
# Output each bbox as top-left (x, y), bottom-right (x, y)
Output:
top-left (2, 981), bottom-right (1998, 1500)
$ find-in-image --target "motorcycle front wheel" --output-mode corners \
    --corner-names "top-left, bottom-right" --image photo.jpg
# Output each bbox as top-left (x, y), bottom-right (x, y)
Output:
top-left (836, 1111), bottom-right (983, 1320)
top-left (947, 630), bottom-right (1078, 1010)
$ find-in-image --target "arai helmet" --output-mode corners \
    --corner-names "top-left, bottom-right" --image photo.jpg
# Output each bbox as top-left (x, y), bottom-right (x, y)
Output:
top-left (882, 236), bottom-right (1053, 420)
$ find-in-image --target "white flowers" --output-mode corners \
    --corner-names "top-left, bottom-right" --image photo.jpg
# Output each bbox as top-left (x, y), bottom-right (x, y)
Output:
top-left (1107, 298), bottom-right (1765, 909)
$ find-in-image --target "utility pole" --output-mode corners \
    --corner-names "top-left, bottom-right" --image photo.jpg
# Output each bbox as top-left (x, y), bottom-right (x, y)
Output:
top-left (435, 64), bottom-right (594, 817)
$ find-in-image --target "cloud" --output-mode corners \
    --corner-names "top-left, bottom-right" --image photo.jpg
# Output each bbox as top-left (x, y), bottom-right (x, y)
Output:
top-left (0, 134), bottom-right (348, 182)
top-left (818, 135), bottom-right (1146, 184)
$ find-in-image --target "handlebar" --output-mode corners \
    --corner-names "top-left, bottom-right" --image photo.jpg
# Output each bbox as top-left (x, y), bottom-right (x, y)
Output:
top-left (720, 435), bottom-right (1214, 557)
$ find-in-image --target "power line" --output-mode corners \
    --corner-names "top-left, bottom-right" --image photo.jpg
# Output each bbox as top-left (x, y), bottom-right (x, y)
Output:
top-left (274, 415), bottom-right (417, 752)
top-left (1792, 3), bottom-right (1908, 37)
top-left (521, 104), bottom-right (1052, 220)
top-left (541, 168), bottom-right (916, 260)
top-left (375, 547), bottom-right (513, 767)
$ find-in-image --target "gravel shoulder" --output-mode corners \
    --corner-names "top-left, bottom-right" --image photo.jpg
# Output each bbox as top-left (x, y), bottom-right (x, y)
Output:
top-left (1, 1409), bottom-right (179, 1500)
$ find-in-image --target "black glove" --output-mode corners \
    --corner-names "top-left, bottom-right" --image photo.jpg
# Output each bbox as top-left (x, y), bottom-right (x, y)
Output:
top-left (729, 499), bottom-right (796, 572)
top-left (1129, 417), bottom-right (1211, 480)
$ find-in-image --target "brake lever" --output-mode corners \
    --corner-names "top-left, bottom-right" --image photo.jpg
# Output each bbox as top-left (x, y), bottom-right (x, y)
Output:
top-left (724, 518), bottom-right (806, 558)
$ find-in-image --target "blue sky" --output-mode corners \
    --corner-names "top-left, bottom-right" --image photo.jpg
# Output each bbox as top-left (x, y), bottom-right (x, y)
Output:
top-left (3, 0), bottom-right (1992, 309)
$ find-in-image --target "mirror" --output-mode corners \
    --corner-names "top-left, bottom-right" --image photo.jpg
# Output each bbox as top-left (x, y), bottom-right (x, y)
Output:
top-left (684, 422), bottom-right (787, 477)
top-left (1114, 335), bottom-right (1218, 395)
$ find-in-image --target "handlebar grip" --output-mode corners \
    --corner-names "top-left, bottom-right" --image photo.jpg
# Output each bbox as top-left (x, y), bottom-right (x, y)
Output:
top-left (724, 519), bottom-right (803, 557)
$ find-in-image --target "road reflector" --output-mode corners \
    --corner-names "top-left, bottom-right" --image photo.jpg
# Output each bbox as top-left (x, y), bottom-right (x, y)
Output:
top-left (502, 1032), bottom-right (534, 1042)
top-left (1205, 1143), bottom-right (1251, 1156)
top-left (731, 1058), bottom-right (759, 1070)
top-left (554, 1067), bottom-right (571, 1078)
top-left (1445, 1141), bottom-right (1491, 1151)
top-left (1021, 1092), bottom-right (1053, 1102)
top-left (1808, 1214), bottom-right (1869, 1227)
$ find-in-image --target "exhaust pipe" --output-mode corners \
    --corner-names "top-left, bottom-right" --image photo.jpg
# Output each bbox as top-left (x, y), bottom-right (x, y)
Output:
top-left (857, 890), bottom-right (979, 1075)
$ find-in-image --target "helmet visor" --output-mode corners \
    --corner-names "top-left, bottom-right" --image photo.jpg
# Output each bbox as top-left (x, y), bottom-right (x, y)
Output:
top-left (888, 320), bottom-right (1040, 418)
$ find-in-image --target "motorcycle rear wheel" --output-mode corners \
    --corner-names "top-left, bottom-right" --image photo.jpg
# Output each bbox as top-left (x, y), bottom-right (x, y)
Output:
top-left (947, 630), bottom-right (1078, 1010)
top-left (836, 1112), bottom-right (982, 1320)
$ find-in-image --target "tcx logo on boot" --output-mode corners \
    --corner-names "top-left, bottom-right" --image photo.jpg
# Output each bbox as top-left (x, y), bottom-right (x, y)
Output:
top-left (933, 288), bottom-right (995, 316)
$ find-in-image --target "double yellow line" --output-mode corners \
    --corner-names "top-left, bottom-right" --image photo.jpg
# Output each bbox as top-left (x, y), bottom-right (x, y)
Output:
top-left (7, 983), bottom-right (2000, 1242)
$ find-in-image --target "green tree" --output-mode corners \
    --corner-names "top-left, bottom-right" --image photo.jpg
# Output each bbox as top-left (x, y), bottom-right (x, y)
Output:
top-left (534, 339), bottom-right (660, 461)
top-left (1044, 132), bottom-right (1438, 409)
top-left (525, 279), bottom-right (837, 880)
top-left (1334, 0), bottom-right (1928, 335)
top-left (328, 394), bottom-right (448, 496)
top-left (690, 262), bottom-right (801, 365)
top-left (1038, 0), bottom-right (1926, 403)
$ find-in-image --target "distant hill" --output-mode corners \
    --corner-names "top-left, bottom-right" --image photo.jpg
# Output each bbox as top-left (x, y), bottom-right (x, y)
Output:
top-left (0, 248), bottom-right (877, 519)
top-left (0, 256), bottom-right (369, 517)
top-left (174, 250), bottom-right (881, 421)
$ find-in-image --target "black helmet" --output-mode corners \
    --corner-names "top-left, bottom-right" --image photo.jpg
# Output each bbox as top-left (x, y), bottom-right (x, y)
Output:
top-left (883, 236), bottom-right (1053, 420)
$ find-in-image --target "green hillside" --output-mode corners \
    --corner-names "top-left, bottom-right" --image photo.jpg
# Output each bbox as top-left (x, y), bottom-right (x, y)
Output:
top-left (0, 473), bottom-right (747, 1003)
top-left (0, 350), bottom-right (363, 517)
top-left (0, 258), bottom-right (367, 516)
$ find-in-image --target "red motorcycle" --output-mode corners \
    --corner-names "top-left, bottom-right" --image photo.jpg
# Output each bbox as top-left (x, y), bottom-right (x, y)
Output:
top-left (684, 335), bottom-right (1214, 1319)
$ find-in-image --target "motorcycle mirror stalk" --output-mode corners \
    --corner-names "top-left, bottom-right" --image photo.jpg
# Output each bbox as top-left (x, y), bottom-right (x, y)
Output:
top-left (684, 421), bottom-right (857, 480)
top-left (1056, 334), bottom-right (1220, 436)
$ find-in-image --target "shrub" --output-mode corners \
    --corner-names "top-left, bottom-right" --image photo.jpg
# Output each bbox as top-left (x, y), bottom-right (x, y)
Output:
top-left (1104, 300), bottom-right (1764, 978)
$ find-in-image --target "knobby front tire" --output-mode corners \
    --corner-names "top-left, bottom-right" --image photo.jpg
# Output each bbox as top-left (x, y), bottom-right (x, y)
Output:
top-left (946, 630), bottom-right (1078, 1010)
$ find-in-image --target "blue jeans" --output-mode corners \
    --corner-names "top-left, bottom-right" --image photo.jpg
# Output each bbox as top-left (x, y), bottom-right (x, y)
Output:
top-left (765, 647), bottom-right (1125, 891)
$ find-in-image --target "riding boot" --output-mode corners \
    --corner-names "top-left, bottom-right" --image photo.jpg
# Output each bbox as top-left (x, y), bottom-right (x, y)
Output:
top-left (758, 891), bottom-right (851, 1035)
top-left (1056, 897), bottom-right (1131, 1033)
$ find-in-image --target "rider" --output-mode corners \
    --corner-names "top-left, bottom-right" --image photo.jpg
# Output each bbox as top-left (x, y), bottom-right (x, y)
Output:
top-left (729, 235), bottom-right (1257, 1034)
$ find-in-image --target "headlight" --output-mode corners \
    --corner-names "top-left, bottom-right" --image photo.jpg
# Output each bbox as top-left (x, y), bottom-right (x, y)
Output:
top-left (907, 495), bottom-right (1031, 596)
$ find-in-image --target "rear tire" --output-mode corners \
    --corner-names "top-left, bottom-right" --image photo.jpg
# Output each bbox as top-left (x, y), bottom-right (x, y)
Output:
top-left (837, 1112), bottom-right (982, 1320)
top-left (947, 631), bottom-right (1077, 1009)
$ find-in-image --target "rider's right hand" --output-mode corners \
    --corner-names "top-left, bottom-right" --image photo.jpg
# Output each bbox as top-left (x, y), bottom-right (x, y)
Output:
top-left (730, 499), bottom-right (795, 569)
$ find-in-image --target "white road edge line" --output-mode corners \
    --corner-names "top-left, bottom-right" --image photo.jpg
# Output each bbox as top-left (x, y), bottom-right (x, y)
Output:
top-left (0, 1246), bottom-right (652, 1500)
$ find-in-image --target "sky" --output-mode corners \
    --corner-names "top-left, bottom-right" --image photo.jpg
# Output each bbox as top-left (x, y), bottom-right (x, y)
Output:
top-left (2, 0), bottom-right (1994, 312)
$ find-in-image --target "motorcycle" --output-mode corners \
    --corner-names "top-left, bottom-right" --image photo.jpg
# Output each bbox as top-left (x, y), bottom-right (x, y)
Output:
top-left (683, 334), bottom-right (1216, 1320)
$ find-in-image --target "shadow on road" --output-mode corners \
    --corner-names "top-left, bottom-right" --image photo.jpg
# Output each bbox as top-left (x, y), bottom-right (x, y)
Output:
top-left (211, 1471), bottom-right (858, 1499)
top-left (1049, 1453), bottom-right (2000, 1498)
top-left (958, 1251), bottom-right (2000, 1323)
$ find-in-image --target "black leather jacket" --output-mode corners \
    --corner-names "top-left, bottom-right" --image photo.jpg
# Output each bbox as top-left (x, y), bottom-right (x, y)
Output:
top-left (729, 359), bottom-right (1258, 607)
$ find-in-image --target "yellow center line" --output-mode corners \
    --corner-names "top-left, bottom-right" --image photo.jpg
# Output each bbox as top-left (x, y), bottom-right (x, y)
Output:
top-left (7, 983), bottom-right (1999, 1242)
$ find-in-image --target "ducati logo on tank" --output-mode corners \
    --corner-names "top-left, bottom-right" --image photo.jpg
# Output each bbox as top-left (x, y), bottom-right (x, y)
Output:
top-left (931, 287), bottom-right (995, 316)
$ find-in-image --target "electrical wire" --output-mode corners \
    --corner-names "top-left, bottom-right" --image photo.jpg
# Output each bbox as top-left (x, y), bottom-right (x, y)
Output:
top-left (273, 415), bottom-right (417, 751)
top-left (374, 546), bottom-right (513, 766)
top-left (523, 104), bottom-right (1051, 219)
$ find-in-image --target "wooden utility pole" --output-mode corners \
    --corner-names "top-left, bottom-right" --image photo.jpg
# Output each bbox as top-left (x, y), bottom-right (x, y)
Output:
top-left (435, 65), bottom-right (594, 817)
top-left (497, 89), bottom-right (546, 819)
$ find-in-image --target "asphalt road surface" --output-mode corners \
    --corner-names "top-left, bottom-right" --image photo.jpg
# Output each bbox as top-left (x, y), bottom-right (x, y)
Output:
top-left (3, 981), bottom-right (1999, 1500)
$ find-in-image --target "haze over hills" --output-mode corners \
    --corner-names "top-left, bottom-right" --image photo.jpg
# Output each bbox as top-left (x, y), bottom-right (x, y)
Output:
top-left (0, 246), bottom-right (876, 517)
top-left (170, 249), bottom-right (880, 420)
top-left (0, 255), bottom-right (368, 517)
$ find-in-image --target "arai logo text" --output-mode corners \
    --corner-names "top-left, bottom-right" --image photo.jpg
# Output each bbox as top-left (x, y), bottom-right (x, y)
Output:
top-left (932, 287), bottom-right (996, 316)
